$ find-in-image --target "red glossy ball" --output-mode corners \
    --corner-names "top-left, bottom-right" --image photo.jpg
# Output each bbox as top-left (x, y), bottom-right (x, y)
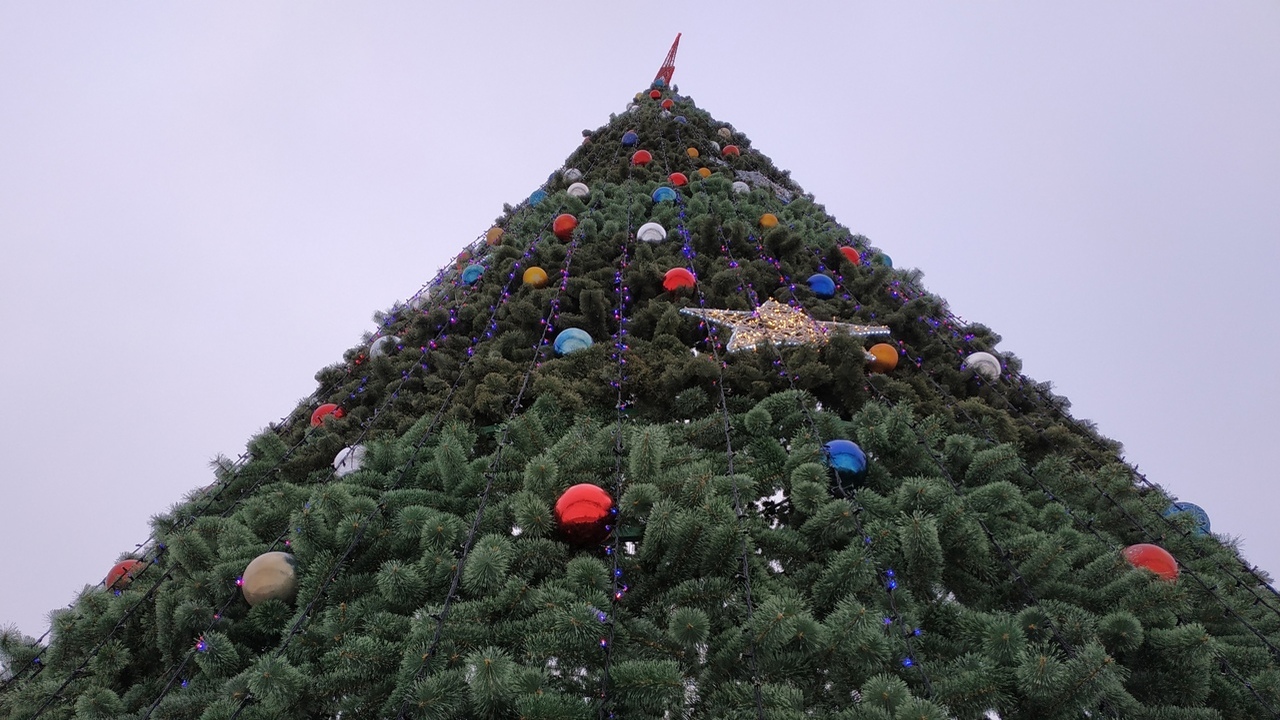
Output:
top-left (555, 483), bottom-right (614, 546)
top-left (631, 150), bottom-right (652, 166)
top-left (553, 214), bottom-right (578, 241)
top-left (649, 89), bottom-right (662, 99)
top-left (839, 246), bottom-right (861, 265)
top-left (1123, 543), bottom-right (1179, 581)
top-left (668, 172), bottom-right (688, 186)
top-left (661, 98), bottom-right (674, 110)
top-left (722, 144), bottom-right (741, 157)
top-left (663, 267), bottom-right (696, 292)
top-left (311, 403), bottom-right (344, 427)
top-left (106, 559), bottom-right (144, 591)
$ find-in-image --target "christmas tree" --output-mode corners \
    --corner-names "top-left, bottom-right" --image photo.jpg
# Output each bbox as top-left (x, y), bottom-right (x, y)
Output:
top-left (4, 49), bottom-right (1280, 720)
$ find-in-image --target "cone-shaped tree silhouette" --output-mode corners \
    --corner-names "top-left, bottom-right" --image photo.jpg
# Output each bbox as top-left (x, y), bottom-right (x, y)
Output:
top-left (4, 78), bottom-right (1280, 720)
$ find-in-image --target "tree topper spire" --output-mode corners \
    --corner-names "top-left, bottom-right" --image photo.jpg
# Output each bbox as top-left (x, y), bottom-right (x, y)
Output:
top-left (654, 33), bottom-right (681, 88)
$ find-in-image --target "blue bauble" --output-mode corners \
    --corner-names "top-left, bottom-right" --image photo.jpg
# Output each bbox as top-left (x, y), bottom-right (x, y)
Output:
top-left (823, 439), bottom-right (867, 493)
top-left (1163, 501), bottom-right (1210, 536)
top-left (554, 328), bottom-right (593, 356)
top-left (875, 253), bottom-right (893, 268)
top-left (529, 189), bottom-right (547, 206)
top-left (461, 264), bottom-right (484, 285)
top-left (674, 115), bottom-right (688, 124)
top-left (653, 77), bottom-right (666, 88)
top-left (622, 131), bottom-right (639, 146)
top-left (651, 187), bottom-right (677, 203)
top-left (808, 273), bottom-right (836, 298)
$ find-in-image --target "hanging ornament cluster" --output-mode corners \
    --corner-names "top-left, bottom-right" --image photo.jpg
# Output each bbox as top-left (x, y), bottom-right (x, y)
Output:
top-left (554, 328), bottom-right (593, 355)
top-left (555, 483), bottom-right (614, 546)
top-left (311, 403), bottom-right (345, 427)
top-left (1122, 544), bottom-right (1178, 581)
top-left (567, 182), bottom-right (590, 198)
top-left (963, 352), bottom-right (1001, 381)
top-left (462, 264), bottom-right (485, 285)
top-left (523, 266), bottom-right (549, 288)
top-left (839, 246), bottom-right (861, 265)
top-left (106, 559), bottom-right (145, 591)
top-left (652, 187), bottom-right (677, 203)
top-left (637, 222), bottom-right (667, 243)
top-left (663, 267), bottom-right (696, 292)
top-left (823, 439), bottom-right (868, 495)
top-left (333, 445), bottom-right (367, 478)
top-left (722, 145), bottom-right (741, 157)
top-left (485, 227), bottom-right (504, 246)
top-left (1163, 502), bottom-right (1211, 536)
top-left (241, 551), bottom-right (300, 606)
top-left (808, 273), bottom-right (836, 298)
top-left (553, 214), bottom-right (578, 241)
top-left (631, 150), bottom-right (652, 166)
top-left (370, 335), bottom-right (400, 359)
top-left (867, 343), bottom-right (899, 373)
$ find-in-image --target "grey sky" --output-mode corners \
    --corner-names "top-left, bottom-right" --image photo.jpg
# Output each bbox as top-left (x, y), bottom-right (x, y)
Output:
top-left (1, 3), bottom-right (1277, 637)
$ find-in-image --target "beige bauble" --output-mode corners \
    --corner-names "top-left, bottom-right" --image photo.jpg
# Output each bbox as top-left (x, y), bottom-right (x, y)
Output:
top-left (567, 182), bottom-right (590, 198)
top-left (563, 168), bottom-right (583, 182)
top-left (963, 351), bottom-right (1002, 381)
top-left (241, 551), bottom-right (299, 607)
top-left (718, 127), bottom-right (733, 139)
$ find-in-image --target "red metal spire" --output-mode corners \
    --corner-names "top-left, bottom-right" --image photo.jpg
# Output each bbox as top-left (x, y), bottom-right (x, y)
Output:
top-left (654, 33), bottom-right (681, 88)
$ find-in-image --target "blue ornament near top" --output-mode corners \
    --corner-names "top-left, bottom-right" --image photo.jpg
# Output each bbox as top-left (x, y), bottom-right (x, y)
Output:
top-left (1163, 502), bottom-right (1210, 536)
top-left (462, 264), bottom-right (484, 285)
top-left (529, 189), bottom-right (547, 206)
top-left (554, 328), bottom-right (593, 356)
top-left (622, 131), bottom-right (639, 146)
top-left (674, 115), bottom-right (687, 124)
top-left (823, 439), bottom-right (868, 494)
top-left (652, 187), bottom-right (677, 203)
top-left (875, 253), bottom-right (893, 268)
top-left (653, 77), bottom-right (666, 88)
top-left (808, 273), bottom-right (836, 298)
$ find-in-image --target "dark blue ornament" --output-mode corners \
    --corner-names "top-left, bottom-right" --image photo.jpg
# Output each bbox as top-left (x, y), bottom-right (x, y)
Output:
top-left (1163, 501), bottom-right (1210, 536)
top-left (823, 439), bottom-right (867, 494)
top-left (674, 115), bottom-right (687, 124)
top-left (651, 187), bottom-right (677, 203)
top-left (461, 264), bottom-right (484, 285)
top-left (622, 131), bottom-right (639, 146)
top-left (529, 189), bottom-right (547, 206)
top-left (808, 273), bottom-right (836, 298)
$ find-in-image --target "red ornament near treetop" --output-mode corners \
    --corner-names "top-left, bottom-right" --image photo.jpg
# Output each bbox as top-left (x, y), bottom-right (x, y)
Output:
top-left (311, 403), bottom-right (345, 426)
top-left (668, 172), bottom-right (688, 187)
top-left (661, 98), bottom-right (674, 110)
top-left (663, 267), bottom-right (696, 292)
top-left (555, 483), bottom-right (614, 546)
top-left (106, 559), bottom-right (145, 591)
top-left (631, 150), bottom-right (652, 166)
top-left (649, 89), bottom-right (662, 99)
top-left (553, 214), bottom-right (578, 241)
top-left (1123, 543), bottom-right (1179, 581)
top-left (839, 246), bottom-right (861, 265)
top-left (722, 144), bottom-right (741, 157)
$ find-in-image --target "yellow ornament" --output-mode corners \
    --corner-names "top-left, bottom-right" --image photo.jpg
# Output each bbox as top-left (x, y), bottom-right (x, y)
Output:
top-left (523, 266), bottom-right (549, 288)
top-left (485, 227), bottom-right (504, 246)
top-left (241, 551), bottom-right (299, 607)
top-left (697, 168), bottom-right (712, 178)
top-left (760, 213), bottom-right (779, 229)
top-left (867, 343), bottom-right (899, 373)
top-left (687, 147), bottom-right (700, 158)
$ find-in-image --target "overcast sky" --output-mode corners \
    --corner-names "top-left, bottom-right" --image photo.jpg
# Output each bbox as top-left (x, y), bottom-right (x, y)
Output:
top-left (2, 3), bottom-right (1277, 638)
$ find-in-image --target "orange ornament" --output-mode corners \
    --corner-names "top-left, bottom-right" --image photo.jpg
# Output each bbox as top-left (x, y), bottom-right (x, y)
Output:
top-left (669, 172), bottom-right (688, 187)
top-left (867, 344), bottom-right (899, 373)
top-left (661, 99), bottom-right (674, 110)
top-left (722, 144), bottom-right (741, 157)
top-left (759, 213), bottom-right (779, 229)
top-left (697, 167), bottom-right (712, 178)
top-left (523, 266), bottom-right (549, 288)
top-left (485, 227), bottom-right (504, 246)
top-left (553, 214), bottom-right (578, 241)
top-left (631, 150), bottom-right (652, 166)
top-left (311, 403), bottom-right (345, 426)
top-left (106, 559), bottom-right (145, 591)
top-left (686, 147), bottom-right (699, 158)
top-left (649, 89), bottom-right (662, 99)
top-left (839, 246), bottom-right (861, 265)
top-left (1123, 544), bottom-right (1179, 581)
top-left (662, 267), bottom-right (696, 292)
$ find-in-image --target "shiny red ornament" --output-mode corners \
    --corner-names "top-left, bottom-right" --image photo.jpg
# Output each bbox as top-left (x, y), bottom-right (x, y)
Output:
top-left (106, 559), bottom-right (144, 591)
top-left (553, 214), bottom-right (578, 241)
top-left (631, 150), bottom-right (652, 166)
top-left (555, 483), bottom-right (614, 546)
top-left (839, 246), bottom-right (861, 265)
top-left (663, 267), bottom-right (696, 292)
top-left (311, 403), bottom-right (345, 427)
top-left (649, 89), bottom-right (662, 99)
top-left (668, 172), bottom-right (688, 186)
top-left (661, 98), bottom-right (674, 110)
top-left (722, 144), bottom-right (741, 157)
top-left (1123, 543), bottom-right (1179, 581)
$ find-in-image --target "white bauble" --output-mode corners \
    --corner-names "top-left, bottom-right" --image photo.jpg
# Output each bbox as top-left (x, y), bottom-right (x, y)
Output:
top-left (731, 181), bottom-right (750, 194)
top-left (333, 444), bottom-right (368, 478)
top-left (408, 291), bottom-right (430, 311)
top-left (241, 552), bottom-right (299, 607)
top-left (718, 127), bottom-right (733, 139)
top-left (563, 168), bottom-right (583, 182)
top-left (636, 222), bottom-right (667, 243)
top-left (709, 141), bottom-right (720, 153)
top-left (963, 352), bottom-right (1002, 381)
top-left (567, 182), bottom-right (590, 198)
top-left (369, 335), bottom-right (400, 358)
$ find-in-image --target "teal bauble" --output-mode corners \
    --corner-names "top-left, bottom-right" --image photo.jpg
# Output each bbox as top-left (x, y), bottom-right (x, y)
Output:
top-left (554, 328), bottom-right (593, 356)
top-left (1163, 502), bottom-right (1210, 536)
top-left (823, 439), bottom-right (867, 495)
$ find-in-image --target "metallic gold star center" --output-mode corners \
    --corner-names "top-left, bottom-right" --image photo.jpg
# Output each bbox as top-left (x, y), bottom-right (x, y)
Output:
top-left (680, 299), bottom-right (890, 355)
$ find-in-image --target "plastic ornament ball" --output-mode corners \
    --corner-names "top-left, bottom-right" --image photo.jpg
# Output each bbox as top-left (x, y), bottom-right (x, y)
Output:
top-left (529, 189), bottom-right (547, 206)
top-left (241, 551), bottom-right (300, 606)
top-left (710, 141), bottom-right (720, 153)
top-left (659, 110), bottom-right (672, 120)
top-left (622, 131), bottom-right (639, 146)
top-left (1123, 544), bottom-right (1179, 581)
top-left (631, 150), bottom-right (652, 166)
top-left (807, 273), bottom-right (836, 298)
top-left (696, 168), bottom-right (712, 179)
top-left (731, 181), bottom-right (750, 194)
top-left (637, 222), bottom-right (667, 243)
top-left (106, 559), bottom-right (145, 591)
top-left (867, 343), bottom-right (899, 373)
top-left (554, 327), bottom-right (593, 355)
top-left (624, 104), bottom-right (638, 114)
top-left (674, 115), bottom-right (687, 124)
top-left (653, 77), bottom-right (665, 88)
top-left (649, 89), bottom-right (662, 99)
top-left (823, 439), bottom-right (868, 493)
top-left (686, 147), bottom-right (700, 158)
top-left (651, 187), bottom-right (677, 203)
top-left (408, 291), bottom-right (431, 311)
top-left (485, 227), bottom-right (504, 246)
top-left (311, 403), bottom-right (344, 426)
top-left (669, 172), bottom-right (688, 187)
top-left (523, 266), bottom-right (549, 288)
top-left (563, 168), bottom-right (583, 182)
top-left (1164, 502), bottom-right (1211, 536)
top-left (333, 445), bottom-right (367, 478)
top-left (839, 246), bottom-right (861, 265)
top-left (553, 214), bottom-right (578, 241)
top-left (722, 144), bottom-right (741, 157)
top-left (462, 264), bottom-right (485, 285)
top-left (455, 249), bottom-right (472, 267)
top-left (759, 213), bottom-right (779, 229)
top-left (875, 253), bottom-right (893, 268)
top-left (567, 182), bottom-right (590, 198)
top-left (369, 335), bottom-right (400, 359)
top-left (555, 483), bottom-right (615, 546)
top-left (718, 127), bottom-right (733, 139)
top-left (663, 267), bottom-right (696, 292)
top-left (661, 98), bottom-right (674, 110)
top-left (963, 352), bottom-right (1002, 381)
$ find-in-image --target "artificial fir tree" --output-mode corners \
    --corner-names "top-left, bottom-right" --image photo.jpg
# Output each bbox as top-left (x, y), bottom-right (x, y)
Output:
top-left (4, 61), bottom-right (1280, 720)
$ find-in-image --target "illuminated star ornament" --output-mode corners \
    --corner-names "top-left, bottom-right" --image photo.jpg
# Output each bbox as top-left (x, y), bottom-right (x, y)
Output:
top-left (681, 299), bottom-right (891, 359)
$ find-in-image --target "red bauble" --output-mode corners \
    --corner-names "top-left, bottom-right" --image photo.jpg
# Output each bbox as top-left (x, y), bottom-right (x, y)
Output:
top-left (1123, 543), bottom-right (1179, 581)
top-left (722, 144), bottom-right (741, 157)
top-left (839, 246), bottom-right (861, 265)
top-left (631, 150), bottom-right (652, 166)
top-left (663, 267), bottom-right (696, 292)
top-left (311, 403), bottom-right (345, 427)
top-left (668, 172), bottom-right (688, 187)
top-left (661, 98), bottom-right (674, 110)
top-left (553, 214), bottom-right (578, 241)
top-left (555, 483), bottom-right (614, 546)
top-left (649, 89), bottom-right (662, 99)
top-left (106, 559), bottom-right (144, 591)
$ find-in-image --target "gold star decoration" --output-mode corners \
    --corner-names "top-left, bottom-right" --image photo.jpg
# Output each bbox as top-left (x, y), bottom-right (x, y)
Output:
top-left (680, 299), bottom-right (891, 358)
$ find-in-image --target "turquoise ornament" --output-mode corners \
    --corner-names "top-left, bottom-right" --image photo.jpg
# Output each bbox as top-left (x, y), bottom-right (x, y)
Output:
top-left (652, 187), bottom-right (677, 203)
top-left (529, 189), bottom-right (547, 206)
top-left (554, 328), bottom-right (593, 356)
top-left (462, 264), bottom-right (484, 285)
top-left (823, 439), bottom-right (867, 495)
top-left (1163, 502), bottom-right (1210, 536)
top-left (808, 273), bottom-right (836, 298)
top-left (875, 253), bottom-right (893, 268)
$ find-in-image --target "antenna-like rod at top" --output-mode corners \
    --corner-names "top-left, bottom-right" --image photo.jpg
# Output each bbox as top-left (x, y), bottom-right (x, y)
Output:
top-left (654, 33), bottom-right (681, 88)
